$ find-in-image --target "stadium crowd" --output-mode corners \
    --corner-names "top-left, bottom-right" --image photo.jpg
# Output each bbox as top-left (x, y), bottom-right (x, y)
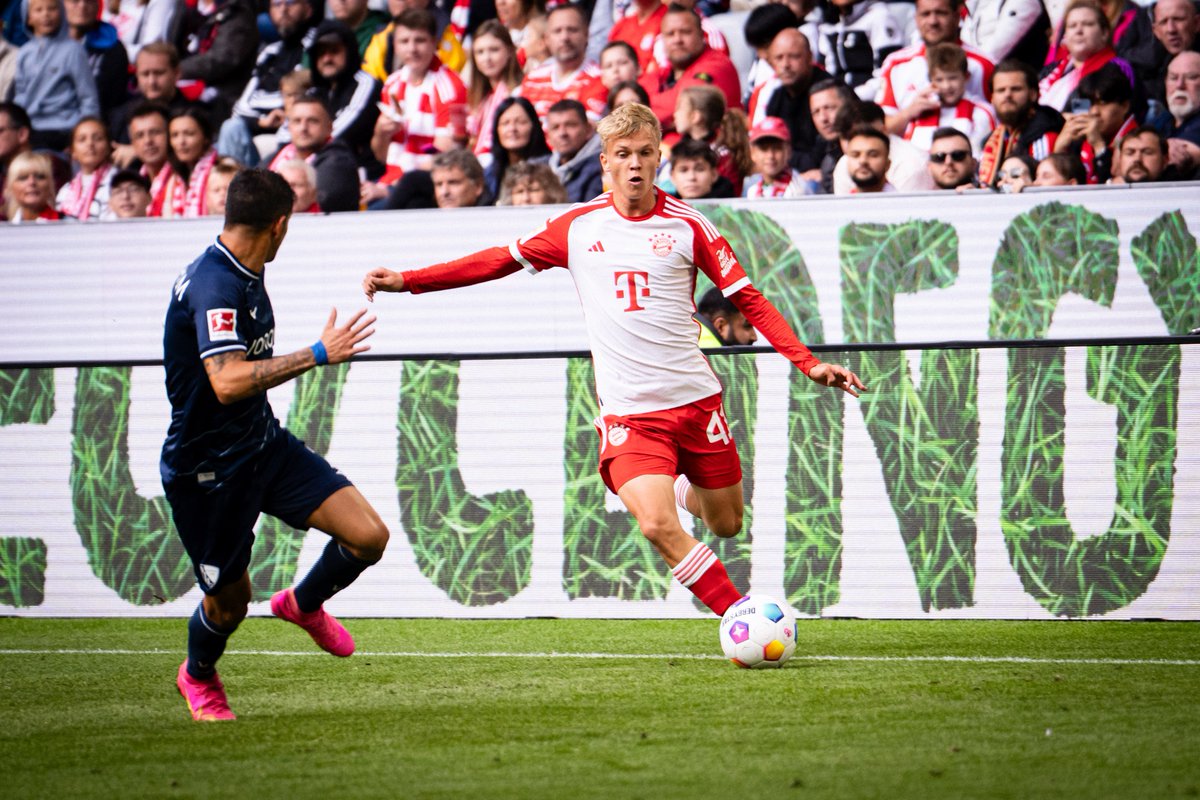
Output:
top-left (0, 0), bottom-right (1197, 221)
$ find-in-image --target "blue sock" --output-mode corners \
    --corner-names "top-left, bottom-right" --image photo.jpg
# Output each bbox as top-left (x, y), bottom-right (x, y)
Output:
top-left (186, 603), bottom-right (237, 680)
top-left (293, 540), bottom-right (376, 614)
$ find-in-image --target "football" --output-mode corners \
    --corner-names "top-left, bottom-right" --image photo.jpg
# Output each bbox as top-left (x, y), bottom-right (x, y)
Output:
top-left (718, 595), bottom-right (798, 669)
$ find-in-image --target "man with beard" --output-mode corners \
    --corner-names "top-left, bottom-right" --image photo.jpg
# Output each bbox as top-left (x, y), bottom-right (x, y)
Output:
top-left (1137, 0), bottom-right (1200, 111)
top-left (305, 20), bottom-right (381, 171)
top-left (977, 58), bottom-right (1064, 186)
top-left (747, 28), bottom-right (831, 173)
top-left (1159, 51), bottom-right (1200, 179)
top-left (216, 0), bottom-right (319, 166)
top-left (1112, 126), bottom-right (1176, 183)
top-left (926, 128), bottom-right (978, 189)
top-left (521, 4), bottom-right (607, 123)
top-left (265, 95), bottom-right (360, 212)
top-left (843, 125), bottom-right (893, 192)
top-left (641, 5), bottom-right (741, 131)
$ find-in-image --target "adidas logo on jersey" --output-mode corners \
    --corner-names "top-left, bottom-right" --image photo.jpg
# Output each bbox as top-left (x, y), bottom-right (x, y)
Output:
top-left (588, 241), bottom-right (605, 252)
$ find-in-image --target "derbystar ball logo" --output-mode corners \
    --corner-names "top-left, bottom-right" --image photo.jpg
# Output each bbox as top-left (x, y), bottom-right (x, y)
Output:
top-left (207, 308), bottom-right (237, 341)
top-left (717, 246), bottom-right (736, 277)
top-left (649, 233), bottom-right (676, 258)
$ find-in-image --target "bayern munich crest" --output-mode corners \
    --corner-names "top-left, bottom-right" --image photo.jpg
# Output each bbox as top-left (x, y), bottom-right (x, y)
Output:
top-left (607, 424), bottom-right (630, 447)
top-left (649, 233), bottom-right (676, 257)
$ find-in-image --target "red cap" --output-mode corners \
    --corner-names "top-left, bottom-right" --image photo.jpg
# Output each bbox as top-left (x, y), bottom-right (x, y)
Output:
top-left (749, 116), bottom-right (791, 144)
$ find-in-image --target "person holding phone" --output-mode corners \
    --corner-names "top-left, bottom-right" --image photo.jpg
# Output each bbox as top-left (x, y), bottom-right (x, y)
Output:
top-left (1052, 61), bottom-right (1135, 183)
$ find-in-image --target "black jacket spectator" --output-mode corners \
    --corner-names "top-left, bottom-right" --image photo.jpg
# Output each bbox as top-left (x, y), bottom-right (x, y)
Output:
top-left (176, 0), bottom-right (259, 120)
top-left (306, 19), bottom-right (381, 172)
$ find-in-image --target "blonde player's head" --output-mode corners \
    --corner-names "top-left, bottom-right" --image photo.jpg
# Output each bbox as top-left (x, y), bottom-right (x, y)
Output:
top-left (596, 103), bottom-right (662, 154)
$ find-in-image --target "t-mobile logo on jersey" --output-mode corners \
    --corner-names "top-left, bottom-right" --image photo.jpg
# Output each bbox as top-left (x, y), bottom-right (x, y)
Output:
top-left (614, 270), bottom-right (650, 312)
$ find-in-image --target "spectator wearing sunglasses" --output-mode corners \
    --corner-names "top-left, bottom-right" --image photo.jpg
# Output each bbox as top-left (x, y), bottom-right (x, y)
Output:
top-left (926, 127), bottom-right (978, 189)
top-left (993, 152), bottom-right (1037, 192)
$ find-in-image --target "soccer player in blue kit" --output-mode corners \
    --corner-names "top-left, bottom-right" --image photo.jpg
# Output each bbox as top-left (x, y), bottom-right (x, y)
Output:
top-left (161, 169), bottom-right (387, 721)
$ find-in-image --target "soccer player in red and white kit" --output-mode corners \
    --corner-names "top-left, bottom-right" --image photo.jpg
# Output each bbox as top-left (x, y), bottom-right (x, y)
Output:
top-left (362, 103), bottom-right (865, 617)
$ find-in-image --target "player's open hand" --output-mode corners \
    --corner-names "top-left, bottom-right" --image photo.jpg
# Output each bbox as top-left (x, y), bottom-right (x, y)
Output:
top-left (319, 308), bottom-right (375, 363)
top-left (362, 268), bottom-right (405, 302)
top-left (808, 362), bottom-right (867, 398)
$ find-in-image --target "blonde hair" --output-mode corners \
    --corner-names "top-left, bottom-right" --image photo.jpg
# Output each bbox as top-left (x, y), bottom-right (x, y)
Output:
top-left (596, 102), bottom-right (662, 151)
top-left (5, 151), bottom-right (54, 221)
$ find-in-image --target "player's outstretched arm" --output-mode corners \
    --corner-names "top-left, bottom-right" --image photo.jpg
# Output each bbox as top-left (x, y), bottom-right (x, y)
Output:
top-left (204, 308), bottom-right (375, 404)
top-left (363, 268), bottom-right (405, 302)
top-left (808, 362), bottom-right (867, 398)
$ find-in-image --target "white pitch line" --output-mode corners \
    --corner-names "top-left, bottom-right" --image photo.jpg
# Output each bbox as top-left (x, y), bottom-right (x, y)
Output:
top-left (0, 648), bottom-right (1198, 666)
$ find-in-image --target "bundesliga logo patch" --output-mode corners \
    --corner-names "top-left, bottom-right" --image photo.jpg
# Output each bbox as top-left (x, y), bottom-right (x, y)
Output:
top-left (207, 308), bottom-right (237, 341)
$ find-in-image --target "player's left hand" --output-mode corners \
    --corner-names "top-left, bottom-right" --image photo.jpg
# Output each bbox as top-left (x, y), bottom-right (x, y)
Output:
top-left (808, 362), bottom-right (867, 398)
top-left (320, 308), bottom-right (376, 364)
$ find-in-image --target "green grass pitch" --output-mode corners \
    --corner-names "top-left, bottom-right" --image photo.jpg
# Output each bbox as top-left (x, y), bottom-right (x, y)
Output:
top-left (1, 618), bottom-right (1197, 799)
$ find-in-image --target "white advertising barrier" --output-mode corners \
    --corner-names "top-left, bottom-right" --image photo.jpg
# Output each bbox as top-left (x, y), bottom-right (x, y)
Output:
top-left (0, 185), bottom-right (1197, 620)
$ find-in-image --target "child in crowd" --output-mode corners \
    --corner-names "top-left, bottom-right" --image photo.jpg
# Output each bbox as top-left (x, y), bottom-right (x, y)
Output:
top-left (743, 116), bottom-right (814, 198)
top-left (669, 137), bottom-right (735, 200)
top-left (662, 84), bottom-right (750, 195)
top-left (13, 0), bottom-right (100, 151)
top-left (365, 9), bottom-right (468, 204)
top-left (56, 116), bottom-right (114, 220)
top-left (104, 169), bottom-right (152, 219)
top-left (902, 43), bottom-right (995, 155)
top-left (599, 41), bottom-right (640, 91)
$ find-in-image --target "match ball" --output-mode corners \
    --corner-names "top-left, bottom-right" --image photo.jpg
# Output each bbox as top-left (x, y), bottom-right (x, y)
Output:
top-left (719, 595), bottom-right (797, 669)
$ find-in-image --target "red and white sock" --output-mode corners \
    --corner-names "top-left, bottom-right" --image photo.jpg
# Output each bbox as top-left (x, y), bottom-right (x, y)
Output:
top-left (671, 542), bottom-right (742, 616)
top-left (673, 475), bottom-right (693, 514)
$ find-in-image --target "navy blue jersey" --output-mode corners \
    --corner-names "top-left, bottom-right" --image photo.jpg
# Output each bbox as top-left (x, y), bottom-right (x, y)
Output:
top-left (160, 238), bottom-right (281, 487)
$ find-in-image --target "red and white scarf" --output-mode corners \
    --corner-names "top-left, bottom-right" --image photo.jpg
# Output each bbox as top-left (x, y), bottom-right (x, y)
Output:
top-left (1080, 114), bottom-right (1136, 183)
top-left (1039, 48), bottom-right (1117, 111)
top-left (165, 148), bottom-right (218, 218)
top-left (58, 162), bottom-right (113, 220)
top-left (267, 140), bottom-right (326, 172)
top-left (144, 161), bottom-right (174, 218)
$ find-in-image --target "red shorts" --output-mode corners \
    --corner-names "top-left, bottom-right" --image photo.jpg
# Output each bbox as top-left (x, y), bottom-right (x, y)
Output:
top-left (597, 393), bottom-right (742, 494)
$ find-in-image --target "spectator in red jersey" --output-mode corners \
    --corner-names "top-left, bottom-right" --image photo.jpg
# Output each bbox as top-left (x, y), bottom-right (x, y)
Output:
top-left (640, 5), bottom-right (741, 133)
top-left (747, 27), bottom-right (831, 175)
top-left (903, 42), bottom-right (997, 154)
top-left (1039, 0), bottom-right (1135, 113)
top-left (977, 59), bottom-right (1065, 186)
top-left (521, 3), bottom-right (607, 123)
top-left (55, 116), bottom-right (114, 220)
top-left (5, 150), bottom-right (59, 222)
top-left (268, 95), bottom-right (361, 212)
top-left (482, 95), bottom-right (550, 199)
top-left (877, 0), bottom-right (995, 136)
top-left (465, 20), bottom-right (523, 170)
top-left (364, 8), bottom-right (467, 204)
top-left (609, 0), bottom-right (666, 69)
top-left (1053, 61), bottom-right (1135, 183)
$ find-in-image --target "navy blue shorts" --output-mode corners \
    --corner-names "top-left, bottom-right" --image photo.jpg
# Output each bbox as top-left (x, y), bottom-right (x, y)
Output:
top-left (164, 430), bottom-right (352, 594)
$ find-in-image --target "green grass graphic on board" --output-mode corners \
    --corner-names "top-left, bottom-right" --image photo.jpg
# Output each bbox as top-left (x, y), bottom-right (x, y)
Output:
top-left (397, 361), bottom-right (534, 606)
top-left (0, 367), bottom-right (55, 605)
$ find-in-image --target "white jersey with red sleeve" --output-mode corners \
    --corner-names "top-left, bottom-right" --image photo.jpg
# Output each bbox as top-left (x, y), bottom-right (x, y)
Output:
top-left (875, 42), bottom-right (995, 115)
top-left (519, 60), bottom-right (608, 123)
top-left (400, 189), bottom-right (821, 416)
top-left (506, 191), bottom-right (815, 416)
top-left (380, 59), bottom-right (468, 184)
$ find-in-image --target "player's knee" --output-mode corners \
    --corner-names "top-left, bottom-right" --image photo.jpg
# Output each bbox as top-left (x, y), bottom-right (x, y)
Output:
top-left (205, 597), bottom-right (249, 629)
top-left (637, 513), bottom-right (684, 548)
top-left (348, 519), bottom-right (389, 563)
top-left (708, 509), bottom-right (743, 538)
